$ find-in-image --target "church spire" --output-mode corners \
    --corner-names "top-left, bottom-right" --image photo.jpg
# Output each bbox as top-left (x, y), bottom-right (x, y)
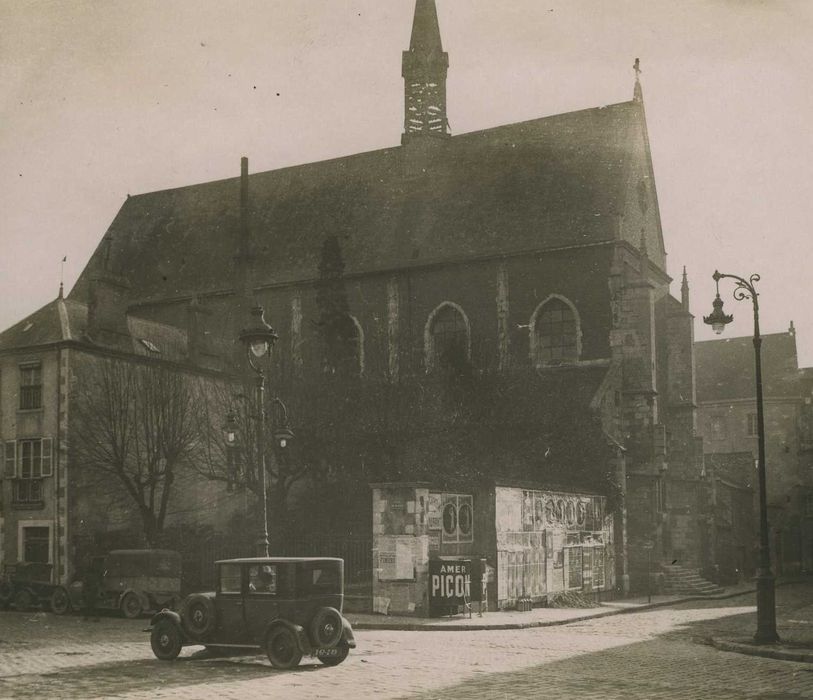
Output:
top-left (633, 58), bottom-right (643, 103)
top-left (402, 0), bottom-right (450, 144)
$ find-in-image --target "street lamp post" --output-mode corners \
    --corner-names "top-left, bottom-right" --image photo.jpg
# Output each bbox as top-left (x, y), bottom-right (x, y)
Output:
top-left (703, 270), bottom-right (779, 645)
top-left (223, 411), bottom-right (239, 492)
top-left (239, 306), bottom-right (279, 558)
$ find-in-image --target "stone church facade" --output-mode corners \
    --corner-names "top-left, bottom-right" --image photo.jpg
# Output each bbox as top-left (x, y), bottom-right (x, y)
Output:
top-left (1, 1), bottom-right (717, 604)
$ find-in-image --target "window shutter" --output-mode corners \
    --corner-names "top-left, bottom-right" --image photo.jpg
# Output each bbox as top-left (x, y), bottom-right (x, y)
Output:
top-left (41, 438), bottom-right (53, 477)
top-left (4, 441), bottom-right (16, 478)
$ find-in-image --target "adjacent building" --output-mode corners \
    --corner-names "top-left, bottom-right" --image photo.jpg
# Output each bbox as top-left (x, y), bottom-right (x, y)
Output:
top-left (696, 326), bottom-right (813, 574)
top-left (0, 274), bottom-right (240, 587)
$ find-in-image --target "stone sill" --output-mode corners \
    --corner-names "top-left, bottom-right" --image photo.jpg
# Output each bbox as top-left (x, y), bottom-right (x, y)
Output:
top-left (11, 501), bottom-right (45, 511)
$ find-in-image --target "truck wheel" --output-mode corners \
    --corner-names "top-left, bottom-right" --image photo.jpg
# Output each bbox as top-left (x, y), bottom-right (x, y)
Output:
top-left (265, 626), bottom-right (302, 669)
top-left (14, 589), bottom-right (33, 612)
top-left (50, 587), bottom-right (71, 615)
top-left (121, 592), bottom-right (143, 619)
top-left (318, 641), bottom-right (350, 667)
top-left (151, 620), bottom-right (182, 661)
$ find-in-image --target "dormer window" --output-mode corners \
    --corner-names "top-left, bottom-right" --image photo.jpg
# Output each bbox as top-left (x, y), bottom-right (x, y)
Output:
top-left (140, 339), bottom-right (161, 354)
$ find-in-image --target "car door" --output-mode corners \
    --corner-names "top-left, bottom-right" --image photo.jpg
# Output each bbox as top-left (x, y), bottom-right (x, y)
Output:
top-left (242, 563), bottom-right (282, 644)
top-left (215, 563), bottom-right (246, 645)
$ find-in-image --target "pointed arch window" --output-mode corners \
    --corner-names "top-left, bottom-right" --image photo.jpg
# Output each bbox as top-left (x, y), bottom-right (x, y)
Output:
top-left (425, 302), bottom-right (471, 373)
top-left (530, 296), bottom-right (581, 365)
top-left (322, 314), bottom-right (364, 377)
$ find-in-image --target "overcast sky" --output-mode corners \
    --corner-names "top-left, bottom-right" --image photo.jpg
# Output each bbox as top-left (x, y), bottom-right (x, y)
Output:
top-left (2, 0), bottom-right (812, 364)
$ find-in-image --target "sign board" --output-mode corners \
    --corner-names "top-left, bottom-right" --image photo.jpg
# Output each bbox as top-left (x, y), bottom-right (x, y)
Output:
top-left (378, 536), bottom-right (416, 581)
top-left (428, 559), bottom-right (471, 617)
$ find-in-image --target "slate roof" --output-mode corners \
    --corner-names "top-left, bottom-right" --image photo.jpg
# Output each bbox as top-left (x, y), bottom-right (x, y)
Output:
top-left (695, 332), bottom-right (801, 402)
top-left (0, 296), bottom-right (190, 363)
top-left (71, 100), bottom-right (646, 305)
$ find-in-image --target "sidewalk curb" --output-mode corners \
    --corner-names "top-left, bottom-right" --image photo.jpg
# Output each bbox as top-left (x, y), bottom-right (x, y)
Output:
top-left (710, 638), bottom-right (813, 664)
top-left (350, 587), bottom-right (758, 632)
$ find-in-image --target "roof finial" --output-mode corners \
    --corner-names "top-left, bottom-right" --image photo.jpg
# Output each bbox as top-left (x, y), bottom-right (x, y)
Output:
top-left (58, 255), bottom-right (66, 299)
top-left (789, 320), bottom-right (796, 336)
top-left (633, 57), bottom-right (643, 103)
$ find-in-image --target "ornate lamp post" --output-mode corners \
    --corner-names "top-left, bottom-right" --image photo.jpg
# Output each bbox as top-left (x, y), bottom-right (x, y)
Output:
top-left (239, 306), bottom-right (279, 558)
top-left (703, 270), bottom-right (779, 644)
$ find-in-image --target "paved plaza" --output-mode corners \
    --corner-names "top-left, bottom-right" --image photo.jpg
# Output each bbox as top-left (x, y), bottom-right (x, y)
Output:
top-left (0, 586), bottom-right (810, 699)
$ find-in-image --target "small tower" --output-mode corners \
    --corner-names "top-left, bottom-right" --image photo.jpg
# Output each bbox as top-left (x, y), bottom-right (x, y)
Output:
top-left (681, 266), bottom-right (690, 312)
top-left (402, 0), bottom-right (450, 143)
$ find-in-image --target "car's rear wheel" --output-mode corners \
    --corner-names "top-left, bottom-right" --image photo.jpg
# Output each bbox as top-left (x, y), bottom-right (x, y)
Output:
top-left (309, 607), bottom-right (343, 648)
top-left (121, 592), bottom-right (143, 619)
top-left (14, 588), bottom-right (32, 612)
top-left (151, 620), bottom-right (183, 661)
top-left (50, 586), bottom-right (71, 615)
top-left (265, 627), bottom-right (302, 670)
top-left (317, 641), bottom-right (350, 667)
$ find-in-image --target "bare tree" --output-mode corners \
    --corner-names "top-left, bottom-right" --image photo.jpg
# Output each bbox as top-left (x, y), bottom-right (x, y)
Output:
top-left (72, 357), bottom-right (201, 546)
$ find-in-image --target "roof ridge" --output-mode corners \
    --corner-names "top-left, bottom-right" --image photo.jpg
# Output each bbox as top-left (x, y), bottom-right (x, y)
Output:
top-left (123, 100), bottom-right (640, 201)
top-left (696, 331), bottom-right (795, 345)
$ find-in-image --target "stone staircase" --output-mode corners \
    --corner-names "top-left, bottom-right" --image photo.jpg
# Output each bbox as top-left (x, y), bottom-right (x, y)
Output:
top-left (660, 564), bottom-right (725, 596)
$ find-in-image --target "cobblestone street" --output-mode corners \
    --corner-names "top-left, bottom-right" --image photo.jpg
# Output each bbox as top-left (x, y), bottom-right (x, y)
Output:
top-left (0, 586), bottom-right (811, 699)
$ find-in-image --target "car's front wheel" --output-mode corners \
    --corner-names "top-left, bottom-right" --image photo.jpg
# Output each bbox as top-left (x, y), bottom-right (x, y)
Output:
top-left (317, 641), bottom-right (350, 667)
top-left (151, 620), bottom-right (183, 661)
top-left (265, 626), bottom-right (302, 670)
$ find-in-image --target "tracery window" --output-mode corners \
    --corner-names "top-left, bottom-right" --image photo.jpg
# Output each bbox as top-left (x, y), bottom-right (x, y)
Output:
top-left (531, 297), bottom-right (580, 365)
top-left (426, 303), bottom-right (470, 373)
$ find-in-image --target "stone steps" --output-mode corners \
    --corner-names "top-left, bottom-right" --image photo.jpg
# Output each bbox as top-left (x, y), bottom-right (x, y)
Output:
top-left (660, 565), bottom-right (725, 596)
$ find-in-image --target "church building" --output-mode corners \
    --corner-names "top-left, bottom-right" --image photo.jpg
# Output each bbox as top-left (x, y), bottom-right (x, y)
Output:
top-left (1, 1), bottom-right (722, 611)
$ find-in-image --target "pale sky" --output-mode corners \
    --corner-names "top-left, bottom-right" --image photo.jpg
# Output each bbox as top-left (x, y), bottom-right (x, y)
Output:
top-left (2, 0), bottom-right (812, 364)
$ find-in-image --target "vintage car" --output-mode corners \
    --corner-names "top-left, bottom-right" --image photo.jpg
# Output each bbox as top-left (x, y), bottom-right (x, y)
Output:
top-left (148, 557), bottom-right (355, 669)
top-left (0, 562), bottom-right (60, 612)
top-left (64, 549), bottom-right (182, 618)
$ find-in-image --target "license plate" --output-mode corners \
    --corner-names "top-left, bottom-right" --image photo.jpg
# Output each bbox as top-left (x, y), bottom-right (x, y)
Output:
top-left (315, 648), bottom-right (340, 658)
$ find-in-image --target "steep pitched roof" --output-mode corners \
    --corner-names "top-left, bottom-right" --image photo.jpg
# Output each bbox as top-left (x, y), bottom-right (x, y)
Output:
top-left (0, 296), bottom-right (189, 363)
top-left (0, 297), bottom-right (76, 350)
top-left (71, 100), bottom-right (650, 306)
top-left (695, 332), bottom-right (801, 402)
